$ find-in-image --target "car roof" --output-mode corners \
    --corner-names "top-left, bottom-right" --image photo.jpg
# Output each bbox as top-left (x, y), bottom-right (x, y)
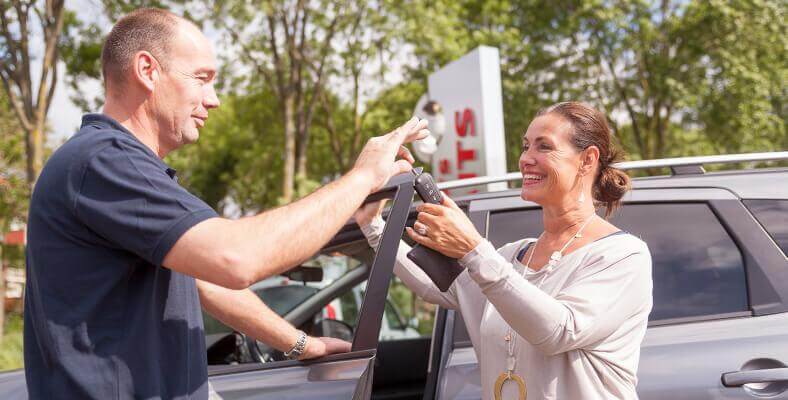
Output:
top-left (448, 167), bottom-right (788, 203)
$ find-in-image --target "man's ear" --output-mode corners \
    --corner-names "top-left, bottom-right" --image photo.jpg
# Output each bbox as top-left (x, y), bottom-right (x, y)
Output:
top-left (580, 146), bottom-right (600, 176)
top-left (132, 51), bottom-right (160, 92)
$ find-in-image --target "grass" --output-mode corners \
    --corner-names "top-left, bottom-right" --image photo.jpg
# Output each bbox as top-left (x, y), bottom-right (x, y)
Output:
top-left (0, 313), bottom-right (24, 371)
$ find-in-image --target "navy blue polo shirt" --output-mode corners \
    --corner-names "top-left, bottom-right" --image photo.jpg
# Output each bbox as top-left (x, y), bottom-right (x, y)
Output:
top-left (24, 114), bottom-right (219, 399)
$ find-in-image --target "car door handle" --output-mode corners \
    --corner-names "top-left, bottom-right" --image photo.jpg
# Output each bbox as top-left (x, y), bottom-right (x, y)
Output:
top-left (722, 368), bottom-right (788, 387)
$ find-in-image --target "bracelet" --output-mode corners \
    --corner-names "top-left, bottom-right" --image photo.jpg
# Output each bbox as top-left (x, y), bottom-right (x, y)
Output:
top-left (284, 330), bottom-right (308, 360)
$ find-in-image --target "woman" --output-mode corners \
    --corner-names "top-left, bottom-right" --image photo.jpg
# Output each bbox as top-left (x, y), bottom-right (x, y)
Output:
top-left (356, 102), bottom-right (653, 400)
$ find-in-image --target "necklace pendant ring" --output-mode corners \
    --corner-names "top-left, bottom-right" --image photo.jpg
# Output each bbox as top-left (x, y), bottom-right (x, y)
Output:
top-left (494, 371), bottom-right (527, 400)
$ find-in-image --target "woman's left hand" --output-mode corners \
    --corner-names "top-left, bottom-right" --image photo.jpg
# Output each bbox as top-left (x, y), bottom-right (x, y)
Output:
top-left (406, 192), bottom-right (484, 259)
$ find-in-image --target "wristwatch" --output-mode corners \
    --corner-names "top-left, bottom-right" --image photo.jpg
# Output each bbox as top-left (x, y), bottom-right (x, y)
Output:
top-left (284, 330), bottom-right (308, 360)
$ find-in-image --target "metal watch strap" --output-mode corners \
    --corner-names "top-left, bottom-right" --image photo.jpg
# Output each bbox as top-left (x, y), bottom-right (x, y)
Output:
top-left (284, 330), bottom-right (307, 360)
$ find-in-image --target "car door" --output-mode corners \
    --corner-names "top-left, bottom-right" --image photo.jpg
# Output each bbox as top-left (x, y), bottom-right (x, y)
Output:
top-left (631, 190), bottom-right (788, 399)
top-left (207, 172), bottom-right (418, 400)
top-left (430, 187), bottom-right (788, 399)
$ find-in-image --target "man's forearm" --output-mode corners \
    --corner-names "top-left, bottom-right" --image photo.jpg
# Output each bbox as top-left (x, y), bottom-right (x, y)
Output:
top-left (173, 169), bottom-right (374, 288)
top-left (231, 169), bottom-right (373, 282)
top-left (197, 280), bottom-right (300, 352)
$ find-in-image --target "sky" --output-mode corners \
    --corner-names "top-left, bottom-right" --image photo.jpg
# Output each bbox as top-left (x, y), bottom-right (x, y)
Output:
top-left (47, 0), bottom-right (108, 143)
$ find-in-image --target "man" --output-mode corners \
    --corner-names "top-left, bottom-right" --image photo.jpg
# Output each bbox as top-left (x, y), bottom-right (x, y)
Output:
top-left (24, 8), bottom-right (428, 399)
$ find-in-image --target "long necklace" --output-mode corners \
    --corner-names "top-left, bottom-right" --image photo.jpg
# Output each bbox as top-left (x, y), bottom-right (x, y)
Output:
top-left (493, 213), bottom-right (596, 400)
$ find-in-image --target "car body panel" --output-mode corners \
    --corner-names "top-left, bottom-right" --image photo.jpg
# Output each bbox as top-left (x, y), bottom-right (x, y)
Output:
top-left (208, 352), bottom-right (375, 400)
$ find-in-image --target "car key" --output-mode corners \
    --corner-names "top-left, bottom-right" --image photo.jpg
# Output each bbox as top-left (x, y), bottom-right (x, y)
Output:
top-left (407, 168), bottom-right (465, 291)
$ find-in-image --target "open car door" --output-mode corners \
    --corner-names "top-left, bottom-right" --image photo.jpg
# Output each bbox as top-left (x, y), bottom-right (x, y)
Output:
top-left (206, 171), bottom-right (417, 400)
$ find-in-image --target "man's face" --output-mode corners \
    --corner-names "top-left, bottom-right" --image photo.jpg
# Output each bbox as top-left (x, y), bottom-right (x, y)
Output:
top-left (151, 22), bottom-right (220, 151)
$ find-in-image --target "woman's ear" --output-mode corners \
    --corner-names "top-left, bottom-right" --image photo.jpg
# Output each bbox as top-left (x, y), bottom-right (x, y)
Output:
top-left (580, 146), bottom-right (600, 176)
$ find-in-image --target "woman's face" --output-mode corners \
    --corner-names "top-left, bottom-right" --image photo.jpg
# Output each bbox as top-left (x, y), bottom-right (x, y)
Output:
top-left (519, 113), bottom-right (584, 206)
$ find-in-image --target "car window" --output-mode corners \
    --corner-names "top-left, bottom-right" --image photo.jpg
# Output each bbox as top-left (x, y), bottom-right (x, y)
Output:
top-left (486, 202), bottom-right (748, 323)
top-left (202, 244), bottom-right (371, 337)
top-left (335, 278), bottom-right (433, 342)
top-left (743, 199), bottom-right (788, 255)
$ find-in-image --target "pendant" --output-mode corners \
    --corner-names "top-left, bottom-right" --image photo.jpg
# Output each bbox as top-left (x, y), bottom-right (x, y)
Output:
top-left (548, 250), bottom-right (562, 268)
top-left (494, 371), bottom-right (527, 400)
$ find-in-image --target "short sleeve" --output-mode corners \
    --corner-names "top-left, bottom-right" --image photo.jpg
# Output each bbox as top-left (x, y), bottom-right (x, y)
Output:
top-left (73, 139), bottom-right (218, 266)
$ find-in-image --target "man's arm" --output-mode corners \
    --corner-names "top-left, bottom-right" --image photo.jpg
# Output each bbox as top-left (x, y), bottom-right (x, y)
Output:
top-left (163, 118), bottom-right (428, 289)
top-left (197, 279), bottom-right (350, 359)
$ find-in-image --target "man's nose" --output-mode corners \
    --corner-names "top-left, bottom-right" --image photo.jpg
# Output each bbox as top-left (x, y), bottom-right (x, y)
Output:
top-left (204, 83), bottom-right (220, 109)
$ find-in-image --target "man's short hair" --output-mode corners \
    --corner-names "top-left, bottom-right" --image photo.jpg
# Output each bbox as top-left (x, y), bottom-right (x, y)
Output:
top-left (101, 8), bottom-right (180, 87)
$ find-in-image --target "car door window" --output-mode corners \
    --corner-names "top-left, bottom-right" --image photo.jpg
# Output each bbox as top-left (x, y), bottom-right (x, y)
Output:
top-left (743, 199), bottom-right (788, 255)
top-left (486, 202), bottom-right (748, 323)
top-left (334, 278), bottom-right (433, 342)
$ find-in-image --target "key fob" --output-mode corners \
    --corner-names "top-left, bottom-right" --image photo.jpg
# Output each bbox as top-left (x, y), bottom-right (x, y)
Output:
top-left (408, 168), bottom-right (465, 292)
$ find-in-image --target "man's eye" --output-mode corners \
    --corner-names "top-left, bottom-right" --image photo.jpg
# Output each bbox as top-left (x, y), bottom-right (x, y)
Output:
top-left (540, 144), bottom-right (552, 150)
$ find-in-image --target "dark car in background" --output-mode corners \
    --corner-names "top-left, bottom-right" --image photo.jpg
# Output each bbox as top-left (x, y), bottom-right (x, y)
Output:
top-left (1, 152), bottom-right (787, 399)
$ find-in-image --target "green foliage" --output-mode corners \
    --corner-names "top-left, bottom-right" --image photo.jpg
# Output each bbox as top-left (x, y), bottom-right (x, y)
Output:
top-left (0, 313), bottom-right (23, 371)
top-left (388, 0), bottom-right (786, 170)
top-left (0, 93), bottom-right (29, 230)
top-left (167, 89), bottom-right (285, 213)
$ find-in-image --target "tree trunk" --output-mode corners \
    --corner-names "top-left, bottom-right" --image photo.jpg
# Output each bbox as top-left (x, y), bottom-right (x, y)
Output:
top-left (25, 122), bottom-right (44, 187)
top-left (295, 126), bottom-right (309, 188)
top-left (282, 96), bottom-right (297, 203)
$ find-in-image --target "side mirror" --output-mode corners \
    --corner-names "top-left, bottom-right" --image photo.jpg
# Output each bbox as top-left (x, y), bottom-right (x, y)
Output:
top-left (281, 265), bottom-right (323, 283)
top-left (315, 319), bottom-right (354, 342)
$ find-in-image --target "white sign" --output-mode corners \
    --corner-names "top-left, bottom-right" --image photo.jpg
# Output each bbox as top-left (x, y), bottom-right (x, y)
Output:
top-left (426, 46), bottom-right (508, 196)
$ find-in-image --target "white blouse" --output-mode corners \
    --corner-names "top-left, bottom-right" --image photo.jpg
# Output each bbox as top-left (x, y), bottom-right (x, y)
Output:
top-left (361, 217), bottom-right (653, 400)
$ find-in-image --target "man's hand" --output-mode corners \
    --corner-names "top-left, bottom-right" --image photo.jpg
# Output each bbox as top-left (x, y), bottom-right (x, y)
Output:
top-left (300, 336), bottom-right (353, 360)
top-left (353, 199), bottom-right (388, 228)
top-left (352, 117), bottom-right (429, 195)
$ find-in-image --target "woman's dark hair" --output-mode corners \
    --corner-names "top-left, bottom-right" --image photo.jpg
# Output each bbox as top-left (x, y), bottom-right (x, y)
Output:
top-left (536, 101), bottom-right (631, 218)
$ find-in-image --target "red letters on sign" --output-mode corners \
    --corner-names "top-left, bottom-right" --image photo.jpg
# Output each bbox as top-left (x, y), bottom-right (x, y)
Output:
top-left (454, 109), bottom-right (476, 137)
top-left (439, 159), bottom-right (451, 174)
top-left (456, 142), bottom-right (476, 170)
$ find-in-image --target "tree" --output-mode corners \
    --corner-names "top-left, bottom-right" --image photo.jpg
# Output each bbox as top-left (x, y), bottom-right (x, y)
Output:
top-left (391, 0), bottom-right (786, 171)
top-left (0, 0), bottom-right (66, 186)
top-left (211, 0), bottom-right (401, 202)
top-left (0, 92), bottom-right (29, 340)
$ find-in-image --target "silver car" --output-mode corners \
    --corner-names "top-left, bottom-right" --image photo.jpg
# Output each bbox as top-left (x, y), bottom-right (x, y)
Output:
top-left (1, 152), bottom-right (786, 399)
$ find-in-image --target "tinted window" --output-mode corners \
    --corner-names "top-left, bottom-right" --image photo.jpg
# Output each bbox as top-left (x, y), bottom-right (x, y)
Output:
top-left (486, 202), bottom-right (748, 322)
top-left (744, 199), bottom-right (788, 255)
top-left (488, 207), bottom-right (542, 248)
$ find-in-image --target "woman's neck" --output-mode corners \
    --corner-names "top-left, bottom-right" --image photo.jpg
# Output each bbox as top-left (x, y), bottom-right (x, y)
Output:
top-left (541, 203), bottom-right (596, 239)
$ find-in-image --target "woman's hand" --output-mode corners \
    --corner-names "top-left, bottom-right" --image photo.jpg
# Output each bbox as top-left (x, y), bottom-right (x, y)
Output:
top-left (406, 193), bottom-right (484, 259)
top-left (354, 200), bottom-right (388, 228)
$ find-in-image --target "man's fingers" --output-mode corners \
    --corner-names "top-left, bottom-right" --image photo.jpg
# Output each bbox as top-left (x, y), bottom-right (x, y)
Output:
top-left (390, 118), bottom-right (429, 144)
top-left (392, 159), bottom-right (413, 176)
top-left (320, 337), bottom-right (352, 354)
top-left (398, 145), bottom-right (415, 164)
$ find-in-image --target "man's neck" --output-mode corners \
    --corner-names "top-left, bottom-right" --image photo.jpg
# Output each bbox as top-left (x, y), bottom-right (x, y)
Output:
top-left (103, 100), bottom-right (167, 159)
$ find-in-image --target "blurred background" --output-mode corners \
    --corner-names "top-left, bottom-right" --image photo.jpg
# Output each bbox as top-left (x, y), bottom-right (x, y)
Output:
top-left (0, 0), bottom-right (785, 371)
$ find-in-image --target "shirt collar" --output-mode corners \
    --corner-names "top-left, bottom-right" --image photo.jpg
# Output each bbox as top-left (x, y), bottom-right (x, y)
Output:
top-left (80, 113), bottom-right (178, 179)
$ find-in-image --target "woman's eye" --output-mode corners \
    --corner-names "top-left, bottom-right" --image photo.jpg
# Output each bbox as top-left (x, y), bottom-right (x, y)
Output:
top-left (540, 144), bottom-right (552, 151)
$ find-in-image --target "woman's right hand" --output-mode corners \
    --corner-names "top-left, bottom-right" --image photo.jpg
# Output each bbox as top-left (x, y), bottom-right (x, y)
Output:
top-left (354, 200), bottom-right (388, 228)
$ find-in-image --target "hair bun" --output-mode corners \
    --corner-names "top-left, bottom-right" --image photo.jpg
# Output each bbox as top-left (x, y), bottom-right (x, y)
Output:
top-left (594, 167), bottom-right (630, 204)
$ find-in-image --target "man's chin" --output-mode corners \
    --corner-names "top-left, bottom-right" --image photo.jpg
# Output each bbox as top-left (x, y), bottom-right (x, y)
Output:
top-left (182, 129), bottom-right (200, 144)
